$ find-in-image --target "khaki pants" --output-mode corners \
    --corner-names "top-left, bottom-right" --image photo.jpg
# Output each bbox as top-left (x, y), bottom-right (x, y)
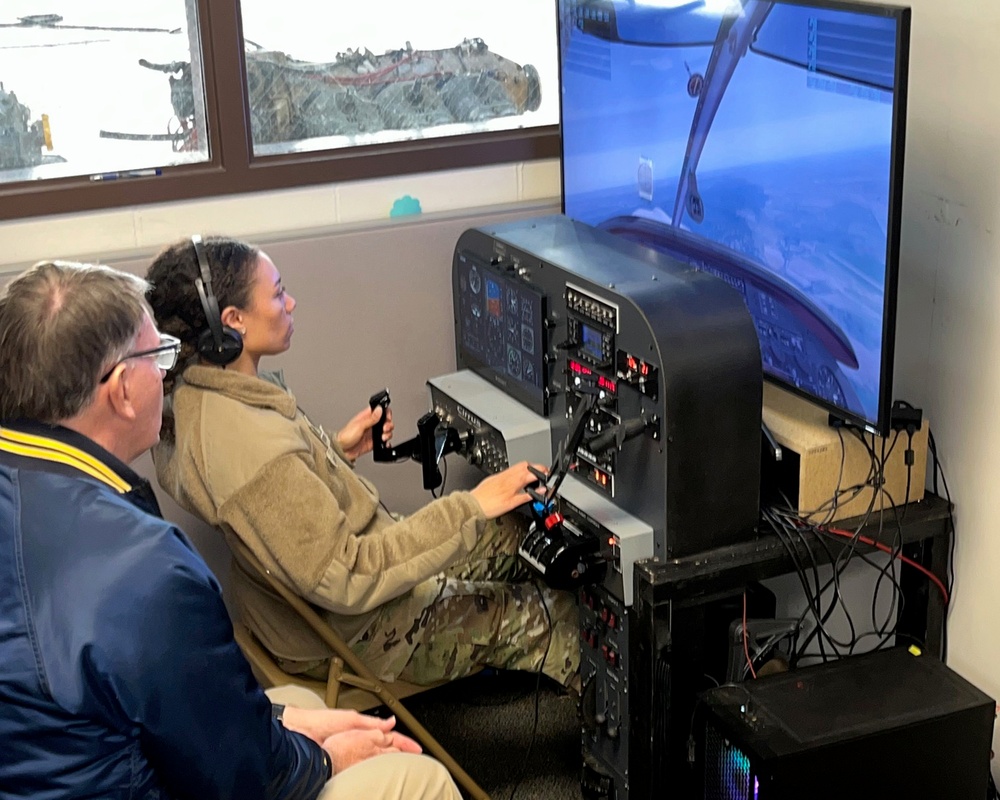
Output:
top-left (266, 686), bottom-right (461, 800)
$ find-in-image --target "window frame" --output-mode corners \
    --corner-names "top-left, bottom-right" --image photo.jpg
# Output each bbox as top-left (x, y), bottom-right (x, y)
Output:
top-left (0, 1), bottom-right (559, 222)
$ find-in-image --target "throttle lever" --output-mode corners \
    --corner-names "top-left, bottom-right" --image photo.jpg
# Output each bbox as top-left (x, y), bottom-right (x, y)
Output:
top-left (525, 464), bottom-right (552, 512)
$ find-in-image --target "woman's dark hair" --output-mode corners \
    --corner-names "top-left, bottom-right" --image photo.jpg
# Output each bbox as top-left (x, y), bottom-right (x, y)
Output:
top-left (146, 236), bottom-right (258, 438)
top-left (146, 236), bottom-right (259, 383)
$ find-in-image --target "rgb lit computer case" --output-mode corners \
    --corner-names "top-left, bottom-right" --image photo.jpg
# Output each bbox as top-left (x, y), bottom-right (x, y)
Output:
top-left (701, 648), bottom-right (994, 800)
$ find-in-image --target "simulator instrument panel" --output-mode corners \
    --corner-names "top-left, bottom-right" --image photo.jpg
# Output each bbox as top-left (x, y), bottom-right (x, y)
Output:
top-left (432, 215), bottom-right (763, 799)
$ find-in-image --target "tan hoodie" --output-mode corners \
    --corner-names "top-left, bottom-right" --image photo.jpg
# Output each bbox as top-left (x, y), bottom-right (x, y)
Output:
top-left (153, 365), bottom-right (486, 662)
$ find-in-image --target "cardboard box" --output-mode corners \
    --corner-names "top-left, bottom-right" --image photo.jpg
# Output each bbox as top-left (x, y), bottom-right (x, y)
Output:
top-left (761, 384), bottom-right (928, 523)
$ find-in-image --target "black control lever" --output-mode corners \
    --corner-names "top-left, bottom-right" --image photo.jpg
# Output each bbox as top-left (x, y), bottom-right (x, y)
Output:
top-left (369, 389), bottom-right (395, 463)
top-left (412, 412), bottom-right (468, 491)
top-left (527, 391), bottom-right (598, 510)
top-left (370, 393), bottom-right (467, 491)
top-left (586, 416), bottom-right (650, 455)
top-left (417, 411), bottom-right (455, 491)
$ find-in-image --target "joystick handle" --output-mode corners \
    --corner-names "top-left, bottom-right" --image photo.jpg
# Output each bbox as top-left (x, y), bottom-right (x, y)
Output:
top-left (370, 388), bottom-right (393, 462)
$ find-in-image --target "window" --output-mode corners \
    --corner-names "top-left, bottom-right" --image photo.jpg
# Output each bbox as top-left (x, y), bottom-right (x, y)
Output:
top-left (238, 0), bottom-right (557, 157)
top-left (0, 1), bottom-right (559, 220)
top-left (0, 1), bottom-right (208, 181)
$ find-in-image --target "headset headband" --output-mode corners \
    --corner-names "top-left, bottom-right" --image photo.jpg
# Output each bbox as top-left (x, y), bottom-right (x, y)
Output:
top-left (192, 234), bottom-right (225, 352)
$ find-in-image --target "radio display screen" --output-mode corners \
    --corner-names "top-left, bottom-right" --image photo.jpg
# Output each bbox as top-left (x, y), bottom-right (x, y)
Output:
top-left (580, 322), bottom-right (605, 362)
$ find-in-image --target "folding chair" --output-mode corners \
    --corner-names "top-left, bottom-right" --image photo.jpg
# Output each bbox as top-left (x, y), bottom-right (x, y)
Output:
top-left (228, 537), bottom-right (489, 800)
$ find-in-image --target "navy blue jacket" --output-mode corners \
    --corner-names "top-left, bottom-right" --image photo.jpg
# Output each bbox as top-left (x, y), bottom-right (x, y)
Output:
top-left (0, 422), bottom-right (328, 799)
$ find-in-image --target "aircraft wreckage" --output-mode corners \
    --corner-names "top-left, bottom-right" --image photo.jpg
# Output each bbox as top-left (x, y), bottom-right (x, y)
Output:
top-left (145, 36), bottom-right (543, 150)
top-left (0, 83), bottom-right (51, 171)
top-left (0, 32), bottom-right (541, 171)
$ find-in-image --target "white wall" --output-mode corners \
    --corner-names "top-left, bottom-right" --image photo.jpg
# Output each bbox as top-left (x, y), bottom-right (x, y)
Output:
top-left (892, 0), bottom-right (1000, 770)
top-left (1, 0), bottom-right (999, 778)
top-left (0, 160), bottom-right (560, 269)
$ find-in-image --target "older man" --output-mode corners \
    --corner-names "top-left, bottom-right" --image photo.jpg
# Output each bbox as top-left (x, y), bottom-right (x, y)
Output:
top-left (0, 261), bottom-right (460, 800)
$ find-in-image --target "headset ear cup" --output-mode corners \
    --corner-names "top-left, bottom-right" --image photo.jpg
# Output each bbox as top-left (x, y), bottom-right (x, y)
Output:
top-left (197, 325), bottom-right (243, 366)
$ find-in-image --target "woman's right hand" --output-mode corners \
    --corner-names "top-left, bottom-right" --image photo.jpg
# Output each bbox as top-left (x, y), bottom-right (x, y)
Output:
top-left (469, 461), bottom-right (546, 519)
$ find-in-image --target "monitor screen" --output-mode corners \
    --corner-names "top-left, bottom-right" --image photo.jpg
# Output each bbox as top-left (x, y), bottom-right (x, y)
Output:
top-left (455, 250), bottom-right (548, 414)
top-left (559, 0), bottom-right (910, 433)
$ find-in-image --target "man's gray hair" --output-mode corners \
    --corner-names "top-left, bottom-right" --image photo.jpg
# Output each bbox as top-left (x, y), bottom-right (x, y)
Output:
top-left (0, 261), bottom-right (152, 423)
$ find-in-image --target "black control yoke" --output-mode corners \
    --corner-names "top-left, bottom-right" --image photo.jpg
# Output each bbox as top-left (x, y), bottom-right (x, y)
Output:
top-left (370, 389), bottom-right (466, 491)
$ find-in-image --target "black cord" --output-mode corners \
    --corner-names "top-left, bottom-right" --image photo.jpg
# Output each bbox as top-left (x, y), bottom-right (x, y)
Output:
top-left (766, 498), bottom-right (908, 664)
top-left (794, 509), bottom-right (906, 659)
top-left (761, 509), bottom-right (853, 657)
top-left (770, 419), bottom-right (944, 666)
top-left (775, 511), bottom-right (857, 661)
top-left (821, 428), bottom-right (849, 525)
top-left (430, 457), bottom-right (449, 499)
top-left (900, 427), bottom-right (915, 521)
top-left (506, 579), bottom-right (554, 800)
top-left (826, 427), bottom-right (889, 618)
top-left (867, 486), bottom-right (904, 641)
top-left (928, 430), bottom-right (955, 661)
top-left (790, 510), bottom-right (847, 660)
top-left (772, 434), bottom-right (875, 663)
top-left (685, 674), bottom-right (722, 767)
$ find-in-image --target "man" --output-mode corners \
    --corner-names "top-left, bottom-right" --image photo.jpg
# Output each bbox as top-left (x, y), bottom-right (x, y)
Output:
top-left (0, 261), bottom-right (461, 800)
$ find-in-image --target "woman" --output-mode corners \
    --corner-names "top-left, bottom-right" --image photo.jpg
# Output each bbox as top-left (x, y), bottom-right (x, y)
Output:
top-left (146, 236), bottom-right (579, 689)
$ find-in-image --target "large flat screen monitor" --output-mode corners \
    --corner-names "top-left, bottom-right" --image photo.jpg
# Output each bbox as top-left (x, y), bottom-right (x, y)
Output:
top-left (559, 0), bottom-right (910, 434)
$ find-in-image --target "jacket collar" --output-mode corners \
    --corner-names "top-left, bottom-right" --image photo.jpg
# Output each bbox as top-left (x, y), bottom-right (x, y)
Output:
top-left (179, 365), bottom-right (298, 420)
top-left (0, 421), bottom-right (161, 516)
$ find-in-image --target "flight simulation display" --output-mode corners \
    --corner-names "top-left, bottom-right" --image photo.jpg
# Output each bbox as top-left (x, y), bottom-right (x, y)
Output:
top-left (559, 0), bottom-right (910, 433)
top-left (456, 251), bottom-right (548, 415)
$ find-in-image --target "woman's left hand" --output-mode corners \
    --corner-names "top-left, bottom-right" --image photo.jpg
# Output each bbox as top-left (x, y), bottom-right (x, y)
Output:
top-left (336, 403), bottom-right (393, 461)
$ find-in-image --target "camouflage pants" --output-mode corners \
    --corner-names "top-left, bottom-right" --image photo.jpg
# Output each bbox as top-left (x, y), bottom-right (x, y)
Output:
top-left (350, 513), bottom-right (580, 688)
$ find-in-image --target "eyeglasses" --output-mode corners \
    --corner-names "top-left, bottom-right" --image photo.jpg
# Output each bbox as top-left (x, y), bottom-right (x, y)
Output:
top-left (100, 333), bottom-right (182, 383)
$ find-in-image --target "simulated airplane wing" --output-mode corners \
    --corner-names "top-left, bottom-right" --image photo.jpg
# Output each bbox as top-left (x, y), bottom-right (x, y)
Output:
top-left (670, 0), bottom-right (773, 226)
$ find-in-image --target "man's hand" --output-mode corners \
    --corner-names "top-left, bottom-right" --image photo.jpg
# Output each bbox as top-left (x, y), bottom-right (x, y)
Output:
top-left (280, 707), bottom-right (402, 747)
top-left (336, 404), bottom-right (394, 461)
top-left (470, 461), bottom-right (547, 519)
top-left (322, 727), bottom-right (423, 773)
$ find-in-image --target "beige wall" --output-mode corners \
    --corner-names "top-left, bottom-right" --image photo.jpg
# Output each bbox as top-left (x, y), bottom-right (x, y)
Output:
top-left (110, 201), bottom-right (559, 587)
top-left (1, 0), bottom-right (999, 777)
top-left (892, 0), bottom-right (1000, 771)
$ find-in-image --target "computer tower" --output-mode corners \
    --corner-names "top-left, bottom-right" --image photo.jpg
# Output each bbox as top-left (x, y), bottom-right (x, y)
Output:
top-left (700, 647), bottom-right (994, 800)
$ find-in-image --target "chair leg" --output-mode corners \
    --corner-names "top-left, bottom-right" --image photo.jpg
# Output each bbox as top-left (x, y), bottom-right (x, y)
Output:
top-left (236, 545), bottom-right (491, 799)
top-left (325, 656), bottom-right (344, 708)
top-left (333, 673), bottom-right (490, 800)
top-left (386, 698), bottom-right (491, 800)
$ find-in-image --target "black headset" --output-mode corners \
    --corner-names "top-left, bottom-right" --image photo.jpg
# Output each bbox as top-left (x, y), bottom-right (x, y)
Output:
top-left (192, 235), bottom-right (243, 366)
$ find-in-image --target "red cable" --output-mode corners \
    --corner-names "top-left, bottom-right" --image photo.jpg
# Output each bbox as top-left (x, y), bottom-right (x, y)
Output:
top-left (821, 525), bottom-right (950, 606)
top-left (742, 591), bottom-right (757, 679)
